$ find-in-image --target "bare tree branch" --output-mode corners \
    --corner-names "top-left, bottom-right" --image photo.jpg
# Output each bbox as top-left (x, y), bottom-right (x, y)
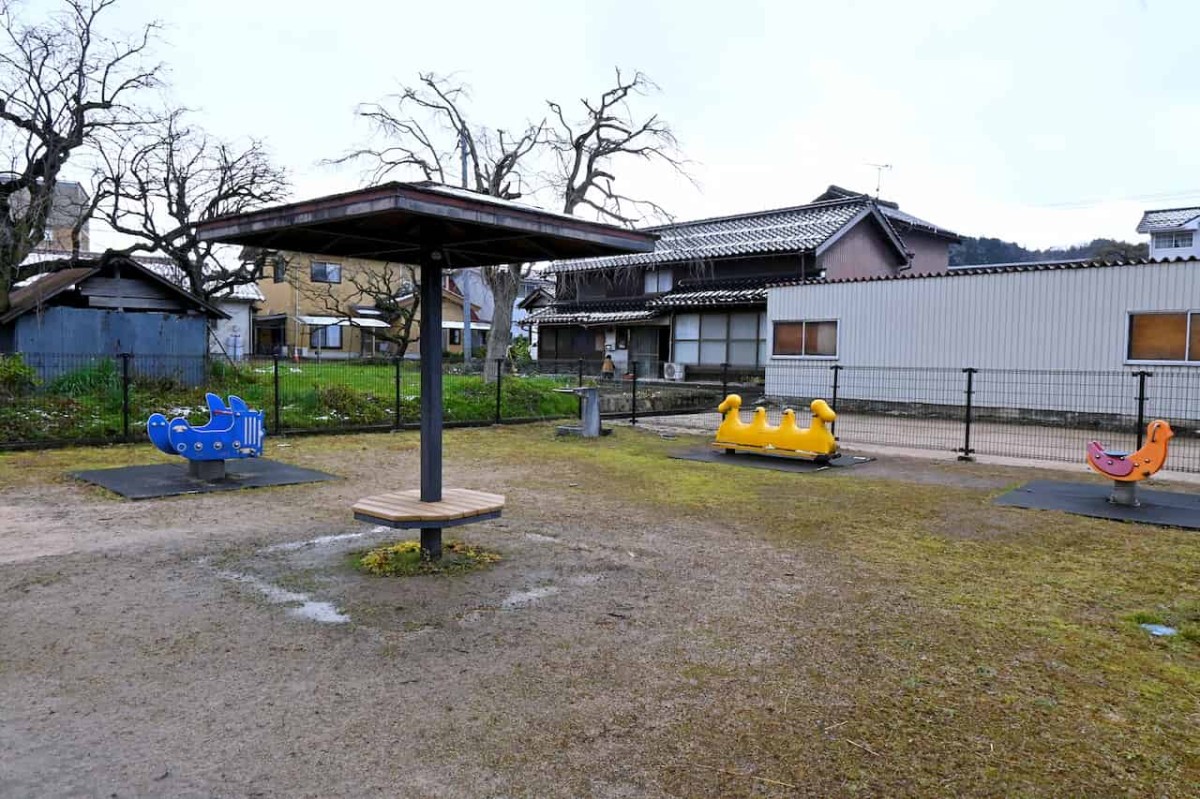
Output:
top-left (336, 68), bottom-right (689, 378)
top-left (94, 109), bottom-right (290, 300)
top-left (0, 0), bottom-right (162, 312)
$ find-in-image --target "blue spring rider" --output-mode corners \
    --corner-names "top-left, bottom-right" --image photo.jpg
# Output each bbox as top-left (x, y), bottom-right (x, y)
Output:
top-left (147, 393), bottom-right (264, 480)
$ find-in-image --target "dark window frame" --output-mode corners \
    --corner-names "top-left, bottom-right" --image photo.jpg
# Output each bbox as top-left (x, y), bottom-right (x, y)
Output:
top-left (310, 261), bottom-right (342, 284)
top-left (309, 325), bottom-right (343, 350)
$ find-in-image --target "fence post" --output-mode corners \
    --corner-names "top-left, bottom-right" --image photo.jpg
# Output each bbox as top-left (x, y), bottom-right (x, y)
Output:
top-left (958, 367), bottom-right (977, 462)
top-left (394, 356), bottom-right (402, 431)
top-left (494, 358), bottom-right (504, 424)
top-left (578, 357), bottom-right (585, 420)
top-left (830, 364), bottom-right (842, 437)
top-left (1134, 370), bottom-right (1151, 449)
top-left (120, 353), bottom-right (131, 442)
top-left (272, 355), bottom-right (282, 436)
top-left (630, 360), bottom-right (638, 425)
top-left (721, 362), bottom-right (730, 399)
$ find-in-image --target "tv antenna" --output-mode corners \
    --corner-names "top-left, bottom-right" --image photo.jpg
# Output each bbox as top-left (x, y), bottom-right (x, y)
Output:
top-left (867, 163), bottom-right (892, 197)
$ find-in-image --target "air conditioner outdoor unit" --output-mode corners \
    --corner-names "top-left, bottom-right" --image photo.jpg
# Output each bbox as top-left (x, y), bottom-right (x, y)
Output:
top-left (663, 362), bottom-right (686, 382)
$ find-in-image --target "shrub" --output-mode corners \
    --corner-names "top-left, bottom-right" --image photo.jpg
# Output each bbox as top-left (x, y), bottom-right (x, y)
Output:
top-left (313, 384), bottom-right (390, 425)
top-left (47, 359), bottom-right (120, 397)
top-left (0, 353), bottom-right (37, 399)
top-left (508, 335), bottom-right (532, 365)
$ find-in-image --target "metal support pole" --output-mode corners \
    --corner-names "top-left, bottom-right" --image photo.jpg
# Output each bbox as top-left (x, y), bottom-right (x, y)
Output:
top-left (120, 353), bottom-right (131, 442)
top-left (494, 359), bottom-right (503, 424)
top-left (1134, 370), bottom-right (1151, 449)
top-left (630, 361), bottom-right (638, 425)
top-left (462, 272), bottom-right (473, 369)
top-left (1110, 480), bottom-right (1140, 507)
top-left (830, 364), bottom-right (842, 437)
top-left (577, 357), bottom-right (585, 419)
top-left (721, 362), bottom-right (730, 398)
top-left (419, 251), bottom-right (444, 559)
top-left (394, 356), bottom-right (402, 431)
top-left (272, 355), bottom-right (282, 436)
top-left (958, 367), bottom-right (977, 462)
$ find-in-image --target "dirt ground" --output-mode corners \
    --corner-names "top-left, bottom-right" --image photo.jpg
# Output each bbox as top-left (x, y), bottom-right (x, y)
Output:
top-left (0, 426), bottom-right (1195, 798)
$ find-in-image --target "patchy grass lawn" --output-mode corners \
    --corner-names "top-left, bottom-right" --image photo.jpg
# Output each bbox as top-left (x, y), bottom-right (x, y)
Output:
top-left (2, 426), bottom-right (1197, 796)
top-left (455, 428), bottom-right (1200, 796)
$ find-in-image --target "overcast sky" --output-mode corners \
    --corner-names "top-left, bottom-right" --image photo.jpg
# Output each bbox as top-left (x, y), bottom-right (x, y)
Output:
top-left (47, 0), bottom-right (1200, 250)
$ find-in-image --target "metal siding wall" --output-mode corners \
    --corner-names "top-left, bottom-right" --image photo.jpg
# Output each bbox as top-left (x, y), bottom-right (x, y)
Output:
top-left (766, 262), bottom-right (1200, 418)
top-left (15, 308), bottom-right (208, 357)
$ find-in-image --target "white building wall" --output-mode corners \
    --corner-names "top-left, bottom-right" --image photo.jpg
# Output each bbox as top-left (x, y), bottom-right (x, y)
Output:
top-left (210, 300), bottom-right (252, 360)
top-left (765, 261), bottom-right (1200, 420)
top-left (1147, 219), bottom-right (1200, 260)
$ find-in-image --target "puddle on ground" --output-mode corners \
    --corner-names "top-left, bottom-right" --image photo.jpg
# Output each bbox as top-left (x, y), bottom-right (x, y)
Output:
top-left (500, 586), bottom-right (560, 609)
top-left (217, 570), bottom-right (350, 624)
top-left (523, 532), bottom-right (559, 543)
top-left (263, 529), bottom-right (386, 553)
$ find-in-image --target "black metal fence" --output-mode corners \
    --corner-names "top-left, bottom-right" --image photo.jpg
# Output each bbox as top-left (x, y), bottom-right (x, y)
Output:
top-left (4, 352), bottom-right (1197, 474)
top-left (0, 353), bottom-right (721, 450)
top-left (730, 362), bottom-right (1200, 474)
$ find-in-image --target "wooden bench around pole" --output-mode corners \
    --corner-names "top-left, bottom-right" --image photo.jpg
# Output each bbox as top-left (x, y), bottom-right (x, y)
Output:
top-left (352, 488), bottom-right (505, 530)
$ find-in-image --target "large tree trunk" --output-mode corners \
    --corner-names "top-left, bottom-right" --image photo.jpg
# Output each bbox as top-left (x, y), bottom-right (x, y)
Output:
top-left (482, 264), bottom-right (520, 381)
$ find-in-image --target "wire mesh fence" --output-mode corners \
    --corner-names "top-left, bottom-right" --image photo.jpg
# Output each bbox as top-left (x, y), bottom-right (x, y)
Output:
top-left (756, 362), bottom-right (1200, 472)
top-left (2, 351), bottom-right (1198, 474)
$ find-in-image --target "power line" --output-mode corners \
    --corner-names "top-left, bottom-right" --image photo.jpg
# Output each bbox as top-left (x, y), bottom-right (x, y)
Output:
top-left (1034, 188), bottom-right (1200, 210)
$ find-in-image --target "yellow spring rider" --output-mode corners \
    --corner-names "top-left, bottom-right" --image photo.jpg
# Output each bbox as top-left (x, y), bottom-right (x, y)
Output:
top-left (713, 394), bottom-right (839, 461)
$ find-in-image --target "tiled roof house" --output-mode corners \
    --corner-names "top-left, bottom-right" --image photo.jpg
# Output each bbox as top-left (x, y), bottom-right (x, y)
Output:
top-left (528, 186), bottom-right (960, 376)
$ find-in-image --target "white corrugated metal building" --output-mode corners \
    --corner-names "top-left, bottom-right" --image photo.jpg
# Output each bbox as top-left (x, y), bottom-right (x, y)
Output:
top-left (764, 257), bottom-right (1200, 420)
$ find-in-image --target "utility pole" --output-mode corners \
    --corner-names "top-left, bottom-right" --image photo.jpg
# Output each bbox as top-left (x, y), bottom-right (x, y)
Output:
top-left (459, 129), bottom-right (473, 367)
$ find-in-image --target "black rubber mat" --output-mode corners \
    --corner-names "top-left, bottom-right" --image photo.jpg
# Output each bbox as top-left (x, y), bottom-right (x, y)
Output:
top-left (995, 480), bottom-right (1200, 530)
top-left (669, 446), bottom-right (872, 472)
top-left (72, 459), bottom-right (336, 500)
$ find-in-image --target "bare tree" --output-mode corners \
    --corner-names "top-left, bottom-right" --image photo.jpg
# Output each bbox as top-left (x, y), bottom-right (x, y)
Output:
top-left (338, 69), bottom-right (687, 378)
top-left (291, 260), bottom-right (422, 358)
top-left (96, 109), bottom-right (290, 299)
top-left (0, 0), bottom-right (161, 313)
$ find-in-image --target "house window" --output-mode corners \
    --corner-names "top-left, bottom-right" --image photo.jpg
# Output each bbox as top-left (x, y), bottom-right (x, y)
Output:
top-left (43, 229), bottom-right (53, 243)
top-left (272, 257), bottom-right (287, 283)
top-left (1128, 312), bottom-right (1200, 362)
top-left (310, 325), bottom-right (342, 350)
top-left (644, 268), bottom-right (673, 294)
top-left (310, 261), bottom-right (342, 283)
top-left (673, 312), bottom-right (767, 366)
top-left (773, 320), bottom-right (838, 358)
top-left (1153, 231), bottom-right (1194, 250)
top-left (449, 328), bottom-right (462, 346)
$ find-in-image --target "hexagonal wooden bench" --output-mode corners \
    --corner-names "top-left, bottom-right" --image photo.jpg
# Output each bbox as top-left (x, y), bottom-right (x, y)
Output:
top-left (352, 488), bottom-right (505, 529)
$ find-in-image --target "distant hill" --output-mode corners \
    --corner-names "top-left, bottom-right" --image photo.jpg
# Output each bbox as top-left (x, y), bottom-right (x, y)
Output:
top-left (948, 237), bottom-right (1149, 267)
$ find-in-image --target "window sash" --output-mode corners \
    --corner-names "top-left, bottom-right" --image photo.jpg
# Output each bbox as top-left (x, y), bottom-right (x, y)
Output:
top-left (643, 268), bottom-right (673, 294)
top-left (773, 320), bottom-right (838, 357)
top-left (310, 261), bottom-right (342, 283)
top-left (1128, 312), bottom-right (1188, 361)
top-left (310, 325), bottom-right (343, 350)
top-left (1154, 231), bottom-right (1194, 249)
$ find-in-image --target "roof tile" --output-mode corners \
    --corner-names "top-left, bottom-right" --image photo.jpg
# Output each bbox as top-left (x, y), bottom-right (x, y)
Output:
top-left (547, 199), bottom-right (870, 273)
top-left (1136, 207), bottom-right (1200, 233)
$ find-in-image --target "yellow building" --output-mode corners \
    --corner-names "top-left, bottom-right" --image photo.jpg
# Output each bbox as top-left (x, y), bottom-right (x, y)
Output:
top-left (252, 252), bottom-right (487, 358)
